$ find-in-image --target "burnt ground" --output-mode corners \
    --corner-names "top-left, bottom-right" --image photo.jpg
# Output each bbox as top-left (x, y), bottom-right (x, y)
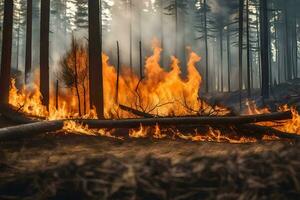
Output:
top-left (1, 80), bottom-right (300, 199)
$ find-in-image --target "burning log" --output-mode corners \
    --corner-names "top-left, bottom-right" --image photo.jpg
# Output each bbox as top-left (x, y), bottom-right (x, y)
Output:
top-left (0, 103), bottom-right (298, 141)
top-left (79, 111), bottom-right (292, 129)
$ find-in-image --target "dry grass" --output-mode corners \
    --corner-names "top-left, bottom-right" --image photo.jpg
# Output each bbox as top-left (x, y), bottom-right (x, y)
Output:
top-left (0, 134), bottom-right (299, 199)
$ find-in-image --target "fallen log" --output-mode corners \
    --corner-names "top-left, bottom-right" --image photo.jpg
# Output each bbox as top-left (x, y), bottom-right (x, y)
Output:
top-left (79, 111), bottom-right (292, 129)
top-left (0, 106), bottom-right (295, 141)
top-left (0, 121), bottom-right (64, 140)
top-left (0, 104), bottom-right (40, 124)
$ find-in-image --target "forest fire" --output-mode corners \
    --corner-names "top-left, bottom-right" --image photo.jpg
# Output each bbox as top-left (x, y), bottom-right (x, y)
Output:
top-left (2, 0), bottom-right (300, 198)
top-left (6, 40), bottom-right (300, 143)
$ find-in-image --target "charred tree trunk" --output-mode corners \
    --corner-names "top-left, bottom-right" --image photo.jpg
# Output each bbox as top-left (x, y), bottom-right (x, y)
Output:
top-left (40, 0), bottom-right (50, 110)
top-left (88, 0), bottom-right (104, 118)
top-left (260, 0), bottom-right (270, 99)
top-left (25, 0), bottom-right (32, 84)
top-left (0, 0), bottom-right (13, 105)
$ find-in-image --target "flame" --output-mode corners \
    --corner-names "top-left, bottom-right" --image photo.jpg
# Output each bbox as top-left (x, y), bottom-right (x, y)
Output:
top-left (62, 120), bottom-right (93, 135)
top-left (129, 124), bottom-right (148, 138)
top-left (7, 39), bottom-right (300, 142)
top-left (245, 101), bottom-right (300, 135)
top-left (276, 107), bottom-right (300, 134)
top-left (10, 40), bottom-right (230, 120)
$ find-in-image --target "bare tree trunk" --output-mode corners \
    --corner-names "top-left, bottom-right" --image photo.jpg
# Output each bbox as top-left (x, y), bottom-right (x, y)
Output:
top-left (73, 38), bottom-right (82, 116)
top-left (220, 29), bottom-right (224, 92)
top-left (128, 0), bottom-right (133, 70)
top-left (0, 0), bottom-right (13, 105)
top-left (238, 0), bottom-right (244, 110)
top-left (160, 0), bottom-right (164, 67)
top-left (204, 0), bottom-right (209, 93)
top-left (16, 12), bottom-right (20, 71)
top-left (139, 41), bottom-right (143, 79)
top-left (256, 7), bottom-right (262, 89)
top-left (227, 26), bottom-right (231, 92)
top-left (115, 41), bottom-right (120, 104)
top-left (246, 0), bottom-right (251, 98)
top-left (88, 0), bottom-right (104, 118)
top-left (174, 0), bottom-right (178, 58)
top-left (83, 83), bottom-right (87, 115)
top-left (284, 3), bottom-right (292, 80)
top-left (260, 0), bottom-right (270, 99)
top-left (56, 80), bottom-right (59, 110)
top-left (40, 0), bottom-right (50, 110)
top-left (25, 0), bottom-right (32, 84)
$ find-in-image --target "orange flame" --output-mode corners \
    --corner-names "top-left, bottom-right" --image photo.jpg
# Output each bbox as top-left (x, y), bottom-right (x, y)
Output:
top-left (7, 39), bottom-right (300, 142)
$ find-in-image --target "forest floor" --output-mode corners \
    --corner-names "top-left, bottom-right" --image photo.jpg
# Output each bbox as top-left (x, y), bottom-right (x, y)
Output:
top-left (0, 80), bottom-right (300, 199)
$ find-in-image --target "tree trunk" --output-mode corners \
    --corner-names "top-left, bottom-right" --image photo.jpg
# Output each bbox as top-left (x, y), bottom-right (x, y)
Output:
top-left (284, 3), bottom-right (292, 80)
top-left (40, 0), bottom-right (50, 110)
top-left (238, 0), bottom-right (244, 110)
top-left (115, 41), bottom-right (120, 103)
top-left (83, 84), bottom-right (87, 115)
top-left (220, 29), bottom-right (224, 92)
top-left (129, 0), bottom-right (133, 70)
top-left (160, 0), bottom-right (164, 67)
top-left (204, 0), bottom-right (209, 93)
top-left (246, 0), bottom-right (251, 98)
top-left (260, 0), bottom-right (270, 99)
top-left (0, 0), bottom-right (13, 105)
top-left (73, 38), bottom-right (82, 116)
top-left (88, 0), bottom-right (104, 118)
top-left (256, 7), bottom-right (262, 89)
top-left (16, 12), bottom-right (20, 71)
top-left (25, 0), bottom-right (32, 84)
top-left (227, 26), bottom-right (231, 92)
top-left (56, 80), bottom-right (59, 110)
top-left (174, 0), bottom-right (178, 58)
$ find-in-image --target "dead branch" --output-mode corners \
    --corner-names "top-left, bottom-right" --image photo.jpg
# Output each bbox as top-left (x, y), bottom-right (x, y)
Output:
top-left (119, 104), bottom-right (154, 118)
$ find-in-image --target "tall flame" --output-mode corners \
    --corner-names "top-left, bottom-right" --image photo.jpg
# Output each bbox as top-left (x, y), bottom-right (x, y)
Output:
top-left (9, 40), bottom-right (229, 120)
top-left (7, 39), bottom-right (300, 142)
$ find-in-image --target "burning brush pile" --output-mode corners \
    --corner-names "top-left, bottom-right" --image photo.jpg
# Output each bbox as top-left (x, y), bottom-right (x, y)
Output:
top-left (2, 39), bottom-right (300, 143)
